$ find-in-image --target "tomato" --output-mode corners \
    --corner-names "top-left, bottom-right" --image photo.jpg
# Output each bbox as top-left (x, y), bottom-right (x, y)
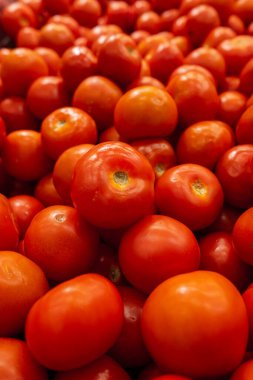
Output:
top-left (0, 250), bottom-right (48, 337)
top-left (106, 1), bottom-right (137, 34)
top-left (155, 164), bottom-right (224, 231)
top-left (136, 11), bottom-right (161, 34)
top-left (110, 286), bottom-right (150, 368)
top-left (25, 273), bottom-right (124, 371)
top-left (137, 32), bottom-right (172, 57)
top-left (221, 76), bottom-right (241, 92)
top-left (127, 75), bottom-right (165, 90)
top-left (172, 15), bottom-right (188, 36)
top-left (24, 205), bottom-right (99, 283)
top-left (114, 86), bottom-right (178, 140)
top-left (34, 172), bottom-right (66, 206)
top-left (96, 33), bottom-right (142, 88)
top-left (141, 271), bottom-right (249, 378)
top-left (199, 231), bottom-right (253, 291)
top-left (70, 0), bottom-right (102, 28)
top-left (131, 137), bottom-right (176, 180)
top-left (206, 205), bottom-right (241, 234)
top-left (203, 26), bottom-right (236, 48)
top-left (41, 107), bottom-right (97, 160)
top-left (159, 9), bottom-right (180, 31)
top-left (230, 360), bottom-right (253, 380)
top-left (166, 71), bottom-right (219, 129)
top-left (72, 75), bottom-right (122, 131)
top-left (0, 194), bottom-right (19, 251)
top-left (54, 355), bottom-right (131, 380)
top-left (170, 35), bottom-right (191, 56)
top-left (235, 105), bottom-right (253, 145)
top-left (27, 76), bottom-right (70, 120)
top-left (215, 145), bottom-right (253, 209)
top-left (232, 207), bottom-right (253, 266)
top-left (0, 96), bottom-right (39, 133)
top-left (2, 130), bottom-right (53, 182)
top-left (151, 0), bottom-right (181, 13)
top-left (170, 63), bottom-right (216, 84)
top-left (0, 338), bottom-right (48, 380)
top-left (1, 2), bottom-right (37, 39)
top-left (131, 30), bottom-right (151, 45)
top-left (233, 0), bottom-right (253, 26)
top-left (239, 57), bottom-right (253, 96)
top-left (176, 120), bottom-right (235, 170)
top-left (39, 23), bottom-right (75, 56)
top-left (16, 26), bottom-right (40, 49)
top-left (61, 46), bottom-right (98, 93)
top-left (119, 214), bottom-right (200, 294)
top-left (71, 141), bottom-right (155, 229)
top-left (34, 47), bottom-right (61, 76)
top-left (217, 91), bottom-right (247, 128)
top-left (0, 48), bottom-right (48, 97)
top-left (47, 15), bottom-right (80, 38)
top-left (42, 0), bottom-right (71, 15)
top-left (9, 194), bottom-right (44, 238)
top-left (227, 14), bottom-right (245, 35)
top-left (243, 285), bottom-right (253, 349)
top-left (53, 144), bottom-right (94, 203)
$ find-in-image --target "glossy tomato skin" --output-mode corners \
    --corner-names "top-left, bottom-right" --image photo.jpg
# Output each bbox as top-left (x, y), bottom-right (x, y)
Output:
top-left (176, 121), bottom-right (235, 170)
top-left (114, 86), bottom-right (178, 140)
top-left (203, 26), bottom-right (236, 48)
top-left (0, 194), bottom-right (19, 251)
top-left (34, 47), bottom-right (61, 76)
top-left (25, 273), bottom-right (124, 371)
top-left (215, 145), bottom-right (253, 209)
top-left (0, 338), bottom-right (48, 380)
top-left (119, 215), bottom-right (200, 294)
top-left (239, 57), bottom-right (253, 96)
top-left (16, 26), bottom-right (40, 49)
top-left (232, 208), bottom-right (253, 266)
top-left (70, 0), bottom-right (102, 28)
top-left (0, 250), bottom-right (49, 337)
top-left (141, 271), bottom-right (249, 379)
top-left (41, 107), bottom-right (97, 160)
top-left (217, 91), bottom-right (247, 128)
top-left (46, 14), bottom-right (80, 38)
top-left (236, 105), bottom-right (253, 144)
top-left (110, 286), bottom-right (151, 368)
top-left (39, 23), bottom-right (75, 56)
top-left (54, 355), bottom-right (131, 380)
top-left (230, 360), bottom-right (253, 380)
top-left (199, 231), bottom-right (253, 291)
top-left (53, 144), bottom-right (94, 204)
top-left (155, 164), bottom-right (224, 231)
top-left (71, 141), bottom-right (155, 229)
top-left (24, 205), bottom-right (99, 283)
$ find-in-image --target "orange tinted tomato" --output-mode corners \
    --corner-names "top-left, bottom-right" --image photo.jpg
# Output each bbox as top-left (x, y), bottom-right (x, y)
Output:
top-left (25, 273), bottom-right (124, 371)
top-left (114, 86), bottom-right (178, 140)
top-left (217, 91), bottom-right (247, 128)
top-left (176, 120), bottom-right (235, 170)
top-left (141, 271), bottom-right (249, 378)
top-left (0, 338), bottom-right (48, 380)
top-left (232, 208), bottom-right (253, 266)
top-left (71, 141), bottom-right (155, 229)
top-left (227, 14), bottom-right (245, 34)
top-left (34, 47), bottom-right (61, 76)
top-left (203, 26), bottom-right (236, 48)
top-left (16, 26), bottom-right (40, 49)
top-left (41, 107), bottom-right (97, 160)
top-left (155, 164), bottom-right (224, 231)
top-left (1, 2), bottom-right (36, 39)
top-left (137, 32), bottom-right (172, 57)
top-left (34, 173), bottom-right (66, 206)
top-left (39, 23), bottom-right (75, 56)
top-left (42, 0), bottom-right (71, 15)
top-left (119, 214), bottom-right (200, 294)
top-left (24, 205), bottom-right (99, 283)
top-left (243, 285), bottom-right (253, 349)
top-left (47, 14), bottom-right (80, 38)
top-left (170, 64), bottom-right (216, 84)
top-left (0, 250), bottom-right (48, 337)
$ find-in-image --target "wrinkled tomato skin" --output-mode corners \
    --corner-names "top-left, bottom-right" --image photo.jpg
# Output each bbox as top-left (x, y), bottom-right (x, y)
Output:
top-left (71, 141), bottom-right (156, 229)
top-left (25, 273), bottom-right (124, 371)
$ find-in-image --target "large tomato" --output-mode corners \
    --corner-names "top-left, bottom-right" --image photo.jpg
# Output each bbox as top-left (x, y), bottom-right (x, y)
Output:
top-left (141, 271), bottom-right (249, 378)
top-left (25, 273), bottom-right (124, 371)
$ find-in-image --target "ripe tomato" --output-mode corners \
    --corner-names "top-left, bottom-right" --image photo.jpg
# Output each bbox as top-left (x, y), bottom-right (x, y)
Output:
top-left (16, 26), bottom-right (40, 49)
top-left (46, 15), bottom-right (80, 38)
top-left (0, 194), bottom-right (19, 251)
top-left (25, 273), bottom-right (124, 371)
top-left (155, 164), bottom-right (224, 231)
top-left (203, 26), bottom-right (236, 48)
top-left (136, 11), bottom-right (161, 34)
top-left (217, 91), bottom-right (247, 128)
top-left (24, 205), bottom-right (99, 283)
top-left (0, 250), bottom-right (48, 337)
top-left (206, 205), bottom-right (241, 234)
top-left (54, 355), bottom-right (131, 380)
top-left (41, 107), bottom-right (97, 160)
top-left (71, 141), bottom-right (155, 229)
top-left (137, 32), bottom-right (172, 57)
top-left (114, 86), bottom-right (178, 140)
top-left (141, 271), bottom-right (249, 378)
top-left (0, 338), bottom-right (48, 380)
top-left (232, 207), bottom-right (253, 266)
top-left (236, 105), bottom-right (253, 144)
top-left (176, 120), bottom-right (235, 170)
top-left (230, 360), bottom-right (253, 380)
top-left (243, 284), bottom-right (253, 349)
top-left (34, 47), bottom-right (61, 76)
top-left (39, 23), bottom-right (75, 56)
top-left (34, 173), bottom-right (66, 207)
top-left (42, 0), bottom-right (71, 15)
top-left (119, 214), bottom-right (200, 293)
top-left (70, 0), bottom-right (102, 28)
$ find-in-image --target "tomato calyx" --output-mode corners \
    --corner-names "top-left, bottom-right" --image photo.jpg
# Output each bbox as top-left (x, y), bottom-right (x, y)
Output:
top-left (112, 171), bottom-right (129, 187)
top-left (191, 178), bottom-right (208, 197)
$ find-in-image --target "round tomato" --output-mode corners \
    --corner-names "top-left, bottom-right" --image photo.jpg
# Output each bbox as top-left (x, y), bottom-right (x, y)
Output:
top-left (39, 23), bottom-right (75, 56)
top-left (232, 207), bottom-right (253, 266)
top-left (0, 194), bottom-right (19, 251)
top-left (236, 105), bottom-right (253, 144)
top-left (34, 47), bottom-right (61, 76)
top-left (217, 91), bottom-right (247, 128)
top-left (34, 172), bottom-right (66, 207)
top-left (141, 271), bottom-right (249, 378)
top-left (25, 273), bottom-right (124, 371)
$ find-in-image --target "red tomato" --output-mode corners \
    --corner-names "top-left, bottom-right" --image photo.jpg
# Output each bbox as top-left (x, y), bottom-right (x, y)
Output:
top-left (0, 48), bottom-right (48, 97)
top-left (199, 231), bottom-right (253, 291)
top-left (70, 0), bottom-right (102, 28)
top-left (243, 285), bottom-right (253, 349)
top-left (99, 126), bottom-right (123, 143)
top-left (119, 214), bottom-right (200, 294)
top-left (53, 144), bottom-right (94, 203)
top-left (170, 35), bottom-right (192, 56)
top-left (229, 360), bottom-right (253, 380)
top-left (215, 144), bottom-right (253, 209)
top-left (221, 76), bottom-right (241, 92)
top-left (16, 27), bottom-right (40, 49)
top-left (206, 205), bottom-right (241, 234)
top-left (232, 208), bottom-right (253, 266)
top-left (217, 91), bottom-right (247, 128)
top-left (170, 63), bottom-right (216, 84)
top-left (34, 47), bottom-right (61, 76)
top-left (41, 107), bottom-right (97, 160)
top-left (25, 273), bottom-right (124, 371)
top-left (141, 271), bottom-right (249, 378)
top-left (71, 141), bottom-right (155, 229)
top-left (236, 105), bottom-right (253, 144)
top-left (47, 15), bottom-right (80, 38)
top-left (106, 1), bottom-right (137, 34)
top-left (27, 76), bottom-right (70, 120)
top-left (127, 75), bottom-right (165, 90)
top-left (110, 286), bottom-right (150, 368)
top-left (9, 194), bottom-right (44, 238)
top-left (0, 338), bottom-right (48, 380)
top-left (239, 57), bottom-right (253, 96)
top-left (0, 194), bottom-right (19, 251)
top-left (24, 205), bottom-right (99, 283)
top-left (114, 86), bottom-right (178, 140)
top-left (0, 250), bottom-right (48, 337)
top-left (176, 120), bottom-right (235, 170)
top-left (1, 2), bottom-right (36, 39)
top-left (2, 130), bottom-right (53, 182)
top-left (39, 23), bottom-right (75, 56)
top-left (72, 75), bottom-right (122, 131)
top-left (54, 355), bottom-right (131, 380)
top-left (136, 11), bottom-right (161, 34)
top-left (137, 32), bottom-right (172, 57)
top-left (203, 26), bottom-right (236, 48)
top-left (42, 0), bottom-right (71, 15)
top-left (166, 71), bottom-right (219, 129)
top-left (159, 9), bottom-right (180, 32)
top-left (131, 30), bottom-right (151, 45)
top-left (155, 164), bottom-right (224, 231)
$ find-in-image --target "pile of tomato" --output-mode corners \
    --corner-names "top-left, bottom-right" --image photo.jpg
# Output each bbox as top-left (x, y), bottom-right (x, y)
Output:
top-left (1, 0), bottom-right (253, 379)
